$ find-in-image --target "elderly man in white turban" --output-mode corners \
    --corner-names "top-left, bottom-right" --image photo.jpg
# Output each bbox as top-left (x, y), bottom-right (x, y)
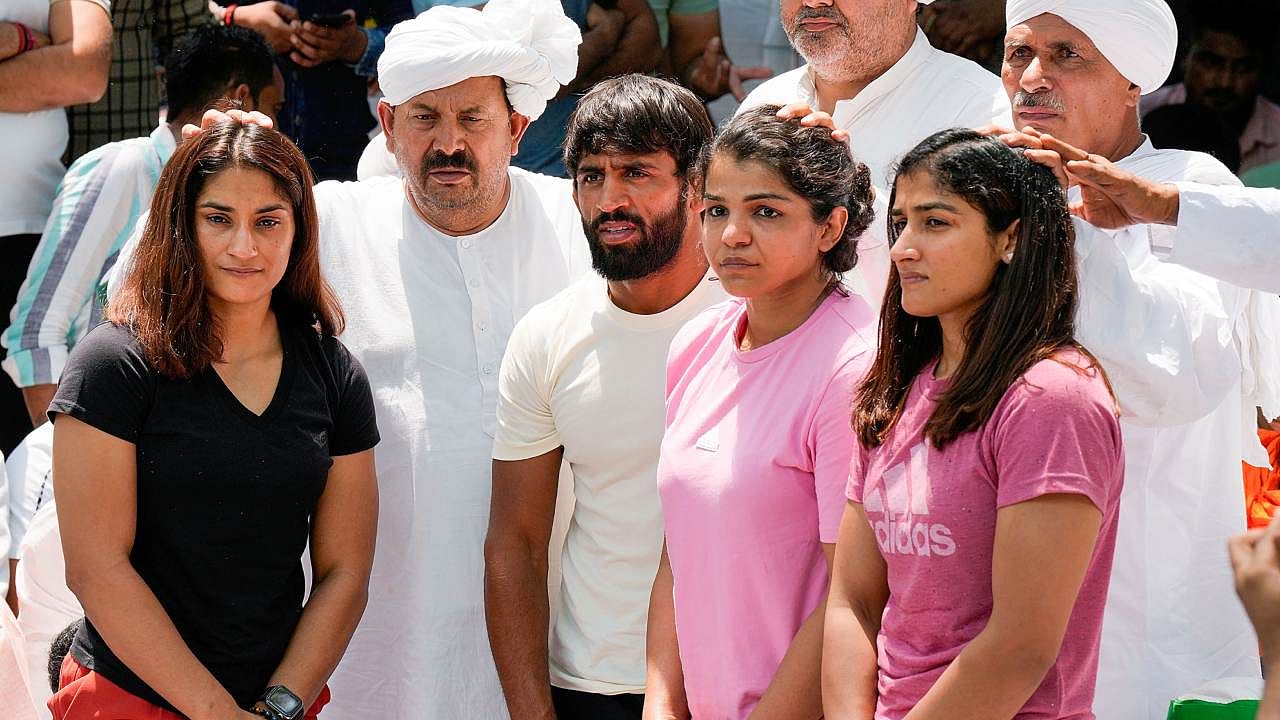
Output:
top-left (1000, 2), bottom-right (1280, 717)
top-left (737, 0), bottom-right (1009, 306)
top-left (308, 1), bottom-right (589, 717)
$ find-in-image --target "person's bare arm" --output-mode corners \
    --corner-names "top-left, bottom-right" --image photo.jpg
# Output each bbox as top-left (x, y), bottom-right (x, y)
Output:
top-left (747, 544), bottom-right (835, 719)
top-left (0, 22), bottom-right (50, 60)
top-left (484, 449), bottom-right (565, 720)
top-left (822, 503), bottom-right (886, 720)
top-left (904, 494), bottom-right (1103, 720)
top-left (643, 544), bottom-right (689, 720)
top-left (1230, 517), bottom-right (1280, 720)
top-left (5, 559), bottom-right (16, 614)
top-left (561, 3), bottom-right (624, 94)
top-left (259, 449), bottom-right (378, 708)
top-left (0, 0), bottom-right (111, 112)
top-left (23, 385), bottom-right (57, 428)
top-left (575, 0), bottom-right (662, 87)
top-left (55, 415), bottom-right (257, 720)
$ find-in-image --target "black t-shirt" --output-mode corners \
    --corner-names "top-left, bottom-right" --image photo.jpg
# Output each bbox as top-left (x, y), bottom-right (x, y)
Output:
top-left (50, 319), bottom-right (379, 711)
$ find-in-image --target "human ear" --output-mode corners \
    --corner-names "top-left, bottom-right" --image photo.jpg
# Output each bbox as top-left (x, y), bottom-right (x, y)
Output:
top-left (377, 101), bottom-right (397, 154)
top-left (996, 219), bottom-right (1020, 264)
top-left (818, 206), bottom-right (849, 253)
top-left (508, 112), bottom-right (532, 156)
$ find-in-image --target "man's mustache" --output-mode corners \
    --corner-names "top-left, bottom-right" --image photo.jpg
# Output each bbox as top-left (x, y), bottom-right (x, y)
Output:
top-left (590, 209), bottom-right (647, 236)
top-left (421, 149), bottom-right (478, 173)
top-left (1013, 90), bottom-right (1067, 112)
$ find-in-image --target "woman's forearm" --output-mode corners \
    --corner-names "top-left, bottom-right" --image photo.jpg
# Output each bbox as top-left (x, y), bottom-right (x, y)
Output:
top-left (263, 567), bottom-right (370, 706)
top-left (903, 625), bottom-right (1055, 720)
top-left (748, 600), bottom-right (827, 720)
top-left (644, 548), bottom-right (689, 720)
top-left (821, 598), bottom-right (880, 720)
top-left (71, 562), bottom-right (241, 720)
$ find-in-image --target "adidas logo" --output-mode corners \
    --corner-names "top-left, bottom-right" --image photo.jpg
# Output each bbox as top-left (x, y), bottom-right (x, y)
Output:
top-left (864, 442), bottom-right (956, 557)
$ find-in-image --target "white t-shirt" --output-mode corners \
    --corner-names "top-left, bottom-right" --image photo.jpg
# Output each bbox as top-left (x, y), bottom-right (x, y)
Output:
top-left (6, 423), bottom-right (53, 560)
top-left (314, 169), bottom-right (591, 719)
top-left (492, 272), bottom-right (725, 694)
top-left (0, 0), bottom-right (80, 235)
top-left (15, 500), bottom-right (80, 720)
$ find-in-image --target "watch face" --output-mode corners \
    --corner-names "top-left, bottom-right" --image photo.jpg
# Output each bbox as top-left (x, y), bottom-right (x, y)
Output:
top-left (265, 686), bottom-right (304, 719)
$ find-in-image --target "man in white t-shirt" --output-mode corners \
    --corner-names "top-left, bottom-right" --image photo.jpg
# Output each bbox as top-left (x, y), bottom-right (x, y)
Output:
top-left (738, 0), bottom-right (1008, 308)
top-left (483, 75), bottom-right (722, 720)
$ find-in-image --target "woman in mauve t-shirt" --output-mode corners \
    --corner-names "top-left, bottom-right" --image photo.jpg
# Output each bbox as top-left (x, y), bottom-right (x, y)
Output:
top-left (826, 129), bottom-right (1124, 719)
top-left (645, 105), bottom-right (879, 719)
top-left (47, 118), bottom-right (379, 720)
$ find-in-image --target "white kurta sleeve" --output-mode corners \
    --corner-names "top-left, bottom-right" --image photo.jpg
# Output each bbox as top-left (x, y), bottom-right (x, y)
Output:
top-left (1148, 183), bottom-right (1280, 293)
top-left (1074, 217), bottom-right (1241, 427)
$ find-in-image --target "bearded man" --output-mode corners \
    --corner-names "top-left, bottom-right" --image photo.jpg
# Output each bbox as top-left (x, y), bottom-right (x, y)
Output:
top-left (483, 74), bottom-right (723, 720)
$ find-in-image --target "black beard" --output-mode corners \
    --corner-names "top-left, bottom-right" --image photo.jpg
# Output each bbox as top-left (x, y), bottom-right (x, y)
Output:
top-left (584, 202), bottom-right (686, 282)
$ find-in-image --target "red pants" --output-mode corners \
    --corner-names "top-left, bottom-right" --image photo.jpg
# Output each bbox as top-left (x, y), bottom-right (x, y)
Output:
top-left (49, 654), bottom-right (331, 719)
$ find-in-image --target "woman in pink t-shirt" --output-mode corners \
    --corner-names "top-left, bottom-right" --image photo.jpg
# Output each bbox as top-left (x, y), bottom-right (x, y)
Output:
top-left (825, 129), bottom-right (1124, 719)
top-left (645, 105), bottom-right (879, 720)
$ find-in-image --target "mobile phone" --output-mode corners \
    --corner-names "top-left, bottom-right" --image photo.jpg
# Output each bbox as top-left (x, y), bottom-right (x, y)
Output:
top-left (309, 12), bottom-right (352, 28)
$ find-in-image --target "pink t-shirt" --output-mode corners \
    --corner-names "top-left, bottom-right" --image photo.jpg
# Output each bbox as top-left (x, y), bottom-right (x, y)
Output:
top-left (657, 291), bottom-right (877, 719)
top-left (847, 352), bottom-right (1123, 719)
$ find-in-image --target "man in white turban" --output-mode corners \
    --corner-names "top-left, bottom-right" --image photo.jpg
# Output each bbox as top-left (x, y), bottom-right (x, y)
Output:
top-left (1000, 2), bottom-right (1280, 717)
top-left (737, 0), bottom-right (1010, 308)
top-left (314, 2), bottom-right (595, 718)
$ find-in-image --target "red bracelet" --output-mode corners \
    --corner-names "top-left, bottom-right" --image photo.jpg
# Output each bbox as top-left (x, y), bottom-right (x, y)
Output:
top-left (223, 4), bottom-right (238, 26)
top-left (12, 22), bottom-right (33, 55)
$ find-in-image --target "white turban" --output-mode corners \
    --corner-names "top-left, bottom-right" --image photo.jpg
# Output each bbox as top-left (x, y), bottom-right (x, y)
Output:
top-left (377, 0), bottom-right (581, 122)
top-left (1005, 0), bottom-right (1178, 94)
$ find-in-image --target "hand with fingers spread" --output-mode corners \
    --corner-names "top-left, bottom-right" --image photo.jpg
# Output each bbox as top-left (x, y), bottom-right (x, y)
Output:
top-left (181, 108), bottom-right (275, 140)
top-left (230, 1), bottom-right (298, 54)
top-left (290, 9), bottom-right (368, 68)
top-left (682, 36), bottom-right (772, 102)
top-left (774, 103), bottom-right (849, 143)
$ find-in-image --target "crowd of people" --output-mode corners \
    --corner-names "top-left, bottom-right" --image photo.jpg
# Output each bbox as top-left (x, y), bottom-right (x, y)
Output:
top-left (3, 0), bottom-right (1280, 719)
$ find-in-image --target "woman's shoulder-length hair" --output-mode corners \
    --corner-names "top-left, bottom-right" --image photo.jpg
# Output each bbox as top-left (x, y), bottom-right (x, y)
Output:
top-left (107, 120), bottom-right (343, 380)
top-left (853, 128), bottom-right (1112, 451)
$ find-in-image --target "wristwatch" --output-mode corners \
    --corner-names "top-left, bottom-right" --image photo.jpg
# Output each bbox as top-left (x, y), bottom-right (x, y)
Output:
top-left (256, 685), bottom-right (304, 720)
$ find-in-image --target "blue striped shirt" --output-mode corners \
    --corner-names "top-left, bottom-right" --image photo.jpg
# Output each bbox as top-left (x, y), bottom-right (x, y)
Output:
top-left (1, 124), bottom-right (175, 387)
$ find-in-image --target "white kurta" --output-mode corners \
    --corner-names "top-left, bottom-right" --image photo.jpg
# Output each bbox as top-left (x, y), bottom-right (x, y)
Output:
top-left (739, 29), bottom-right (1009, 309)
top-left (1074, 141), bottom-right (1280, 720)
top-left (314, 169), bottom-right (590, 719)
top-left (1152, 183), bottom-right (1280, 294)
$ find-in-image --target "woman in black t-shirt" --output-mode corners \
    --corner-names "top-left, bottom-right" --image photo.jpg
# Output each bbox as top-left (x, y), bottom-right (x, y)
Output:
top-left (47, 117), bottom-right (379, 720)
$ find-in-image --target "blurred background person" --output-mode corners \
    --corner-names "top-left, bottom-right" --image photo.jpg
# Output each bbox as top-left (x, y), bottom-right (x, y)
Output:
top-left (64, 0), bottom-right (211, 163)
top-left (0, 0), bottom-right (111, 457)
top-left (210, 0), bottom-right (413, 179)
top-left (1142, 0), bottom-right (1280, 175)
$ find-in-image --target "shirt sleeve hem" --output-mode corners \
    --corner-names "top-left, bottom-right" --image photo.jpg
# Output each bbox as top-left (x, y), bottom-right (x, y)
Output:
top-left (47, 400), bottom-right (138, 444)
top-left (996, 474), bottom-right (1108, 514)
top-left (492, 436), bottom-right (563, 462)
top-left (330, 432), bottom-right (381, 457)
